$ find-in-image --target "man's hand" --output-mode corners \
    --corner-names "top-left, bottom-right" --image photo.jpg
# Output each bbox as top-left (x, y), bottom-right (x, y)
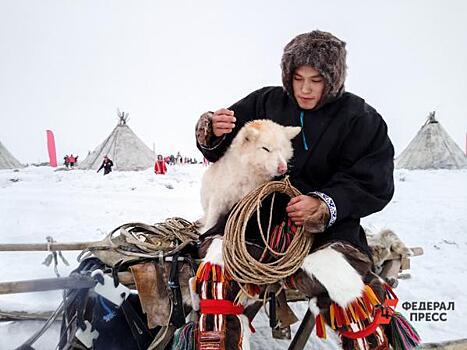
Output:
top-left (286, 195), bottom-right (330, 233)
top-left (212, 108), bottom-right (236, 137)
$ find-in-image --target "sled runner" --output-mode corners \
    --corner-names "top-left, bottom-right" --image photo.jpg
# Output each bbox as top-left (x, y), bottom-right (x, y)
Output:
top-left (0, 180), bottom-right (424, 350)
top-left (377, 246), bottom-right (423, 287)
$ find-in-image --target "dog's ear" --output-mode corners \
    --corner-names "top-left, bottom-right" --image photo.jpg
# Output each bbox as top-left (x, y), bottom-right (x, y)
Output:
top-left (285, 126), bottom-right (301, 140)
top-left (243, 125), bottom-right (260, 143)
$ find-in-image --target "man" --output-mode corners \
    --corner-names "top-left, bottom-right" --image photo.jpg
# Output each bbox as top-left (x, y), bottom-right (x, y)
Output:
top-left (97, 155), bottom-right (114, 175)
top-left (195, 31), bottom-right (395, 346)
top-left (196, 29), bottom-right (393, 256)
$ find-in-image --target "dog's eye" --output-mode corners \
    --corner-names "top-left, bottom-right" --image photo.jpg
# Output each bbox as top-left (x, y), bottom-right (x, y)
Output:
top-left (261, 146), bottom-right (271, 152)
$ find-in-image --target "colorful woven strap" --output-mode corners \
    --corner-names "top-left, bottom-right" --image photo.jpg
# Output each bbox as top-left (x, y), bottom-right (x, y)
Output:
top-left (339, 308), bottom-right (383, 339)
top-left (317, 283), bottom-right (400, 340)
top-left (200, 300), bottom-right (245, 315)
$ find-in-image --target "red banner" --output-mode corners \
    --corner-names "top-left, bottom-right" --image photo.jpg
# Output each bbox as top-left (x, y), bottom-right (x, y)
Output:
top-left (46, 130), bottom-right (57, 167)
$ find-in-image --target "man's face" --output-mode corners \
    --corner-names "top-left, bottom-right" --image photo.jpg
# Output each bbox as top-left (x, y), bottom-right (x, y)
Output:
top-left (292, 65), bottom-right (325, 110)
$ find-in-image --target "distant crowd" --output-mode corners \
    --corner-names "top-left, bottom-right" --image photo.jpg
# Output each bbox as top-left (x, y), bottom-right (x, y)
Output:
top-left (163, 152), bottom-right (203, 166)
top-left (63, 151), bottom-right (207, 176)
top-left (154, 152), bottom-right (208, 175)
top-left (63, 154), bottom-right (79, 168)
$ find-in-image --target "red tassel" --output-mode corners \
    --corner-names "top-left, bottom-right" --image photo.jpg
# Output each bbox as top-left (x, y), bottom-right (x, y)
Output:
top-left (362, 292), bottom-right (373, 312)
top-left (249, 322), bottom-right (256, 333)
top-left (335, 305), bottom-right (343, 328)
top-left (315, 314), bottom-right (325, 338)
top-left (202, 262), bottom-right (211, 281)
top-left (354, 301), bottom-right (367, 321)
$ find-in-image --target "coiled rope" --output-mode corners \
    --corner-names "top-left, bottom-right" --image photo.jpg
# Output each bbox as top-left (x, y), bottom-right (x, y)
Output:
top-left (223, 177), bottom-right (314, 287)
top-left (78, 217), bottom-right (199, 261)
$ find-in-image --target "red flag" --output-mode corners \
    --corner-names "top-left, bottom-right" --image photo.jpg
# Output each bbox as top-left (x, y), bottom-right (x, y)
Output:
top-left (46, 130), bottom-right (57, 167)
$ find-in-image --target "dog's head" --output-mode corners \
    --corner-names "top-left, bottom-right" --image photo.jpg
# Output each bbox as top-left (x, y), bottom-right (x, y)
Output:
top-left (231, 119), bottom-right (301, 179)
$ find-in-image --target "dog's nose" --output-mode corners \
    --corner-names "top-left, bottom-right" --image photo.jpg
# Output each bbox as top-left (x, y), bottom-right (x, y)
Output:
top-left (278, 163), bottom-right (287, 175)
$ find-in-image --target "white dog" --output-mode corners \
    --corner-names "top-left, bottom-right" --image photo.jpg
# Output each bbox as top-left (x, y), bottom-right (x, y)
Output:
top-left (200, 119), bottom-right (301, 233)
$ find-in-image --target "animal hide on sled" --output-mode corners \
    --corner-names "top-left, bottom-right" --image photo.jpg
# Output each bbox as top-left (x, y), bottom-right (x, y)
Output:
top-left (130, 261), bottom-right (193, 328)
top-left (366, 228), bottom-right (412, 274)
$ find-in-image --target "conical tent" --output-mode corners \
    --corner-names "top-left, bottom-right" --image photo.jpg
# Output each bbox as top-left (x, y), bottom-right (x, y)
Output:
top-left (395, 112), bottom-right (467, 170)
top-left (0, 140), bottom-right (23, 169)
top-left (79, 112), bottom-right (154, 171)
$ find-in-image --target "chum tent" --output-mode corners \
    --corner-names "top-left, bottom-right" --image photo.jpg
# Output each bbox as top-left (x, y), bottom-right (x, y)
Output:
top-left (79, 112), bottom-right (154, 171)
top-left (395, 111), bottom-right (467, 170)
top-left (0, 140), bottom-right (23, 169)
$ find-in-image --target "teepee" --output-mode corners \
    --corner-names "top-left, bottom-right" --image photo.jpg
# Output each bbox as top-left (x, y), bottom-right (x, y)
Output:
top-left (395, 111), bottom-right (467, 170)
top-left (79, 111), bottom-right (154, 171)
top-left (0, 140), bottom-right (23, 169)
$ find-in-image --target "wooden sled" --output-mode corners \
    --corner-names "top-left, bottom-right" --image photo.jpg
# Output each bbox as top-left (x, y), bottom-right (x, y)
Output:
top-left (379, 247), bottom-right (424, 286)
top-left (285, 246), bottom-right (424, 350)
top-left (0, 240), bottom-right (424, 349)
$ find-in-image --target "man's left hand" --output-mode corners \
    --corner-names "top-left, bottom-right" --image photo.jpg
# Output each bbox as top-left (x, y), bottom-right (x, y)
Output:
top-left (286, 195), bottom-right (330, 233)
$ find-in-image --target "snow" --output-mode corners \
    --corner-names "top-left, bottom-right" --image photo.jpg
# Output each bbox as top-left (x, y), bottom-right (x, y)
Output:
top-left (0, 165), bottom-right (466, 349)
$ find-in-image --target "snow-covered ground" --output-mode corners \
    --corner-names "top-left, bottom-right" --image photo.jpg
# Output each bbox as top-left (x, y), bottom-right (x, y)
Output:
top-left (0, 165), bottom-right (466, 349)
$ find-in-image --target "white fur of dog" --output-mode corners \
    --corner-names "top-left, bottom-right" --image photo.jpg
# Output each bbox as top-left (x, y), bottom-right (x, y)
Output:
top-left (200, 119), bottom-right (301, 233)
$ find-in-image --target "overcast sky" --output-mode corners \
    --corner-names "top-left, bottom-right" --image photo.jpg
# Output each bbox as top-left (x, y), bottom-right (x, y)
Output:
top-left (1, 0), bottom-right (466, 163)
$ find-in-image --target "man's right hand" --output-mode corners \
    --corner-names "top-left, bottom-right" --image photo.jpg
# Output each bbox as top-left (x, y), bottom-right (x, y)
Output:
top-left (212, 109), bottom-right (236, 137)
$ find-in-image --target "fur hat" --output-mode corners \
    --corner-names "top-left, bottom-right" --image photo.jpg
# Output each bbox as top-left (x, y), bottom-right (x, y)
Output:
top-left (281, 30), bottom-right (347, 105)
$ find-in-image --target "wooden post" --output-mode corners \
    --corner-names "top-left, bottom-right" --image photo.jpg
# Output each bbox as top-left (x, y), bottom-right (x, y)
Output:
top-left (380, 259), bottom-right (402, 280)
top-left (0, 272), bottom-right (134, 295)
top-left (288, 309), bottom-right (315, 350)
top-left (0, 276), bottom-right (96, 294)
top-left (0, 241), bottom-right (100, 252)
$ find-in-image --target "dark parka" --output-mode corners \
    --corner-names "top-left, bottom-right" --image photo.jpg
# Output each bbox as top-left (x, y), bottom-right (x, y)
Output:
top-left (97, 158), bottom-right (114, 175)
top-left (196, 31), bottom-right (394, 258)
